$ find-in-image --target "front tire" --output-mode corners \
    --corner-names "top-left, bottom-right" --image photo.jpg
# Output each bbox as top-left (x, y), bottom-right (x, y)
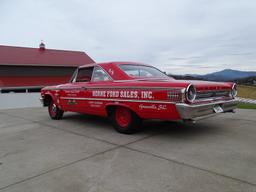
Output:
top-left (48, 100), bottom-right (64, 120)
top-left (111, 106), bottom-right (142, 134)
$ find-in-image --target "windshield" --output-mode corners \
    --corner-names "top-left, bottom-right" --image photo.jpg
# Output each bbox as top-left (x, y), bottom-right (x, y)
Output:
top-left (119, 64), bottom-right (169, 79)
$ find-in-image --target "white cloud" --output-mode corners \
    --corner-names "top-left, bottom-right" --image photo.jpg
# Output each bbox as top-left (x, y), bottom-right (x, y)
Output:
top-left (0, 0), bottom-right (256, 74)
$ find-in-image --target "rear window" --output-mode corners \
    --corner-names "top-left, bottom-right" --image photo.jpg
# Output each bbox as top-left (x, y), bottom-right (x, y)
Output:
top-left (119, 64), bottom-right (168, 79)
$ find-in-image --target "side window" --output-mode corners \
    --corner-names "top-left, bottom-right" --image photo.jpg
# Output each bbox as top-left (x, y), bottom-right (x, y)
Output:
top-left (91, 66), bottom-right (112, 82)
top-left (70, 68), bottom-right (78, 83)
top-left (76, 67), bottom-right (94, 82)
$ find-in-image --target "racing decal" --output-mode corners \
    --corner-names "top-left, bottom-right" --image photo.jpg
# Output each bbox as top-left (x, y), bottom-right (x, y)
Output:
top-left (158, 104), bottom-right (167, 110)
top-left (139, 104), bottom-right (157, 110)
top-left (141, 91), bottom-right (153, 99)
top-left (65, 89), bottom-right (80, 97)
top-left (68, 99), bottom-right (77, 105)
top-left (139, 104), bottom-right (167, 110)
top-left (108, 68), bottom-right (114, 75)
top-left (88, 101), bottom-right (103, 108)
top-left (92, 90), bottom-right (153, 99)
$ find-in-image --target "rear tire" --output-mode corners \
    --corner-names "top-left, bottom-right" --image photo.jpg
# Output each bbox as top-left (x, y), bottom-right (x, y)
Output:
top-left (111, 106), bottom-right (142, 134)
top-left (48, 100), bottom-right (64, 120)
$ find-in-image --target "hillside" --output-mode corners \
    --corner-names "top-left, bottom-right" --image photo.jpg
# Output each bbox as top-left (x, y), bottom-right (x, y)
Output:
top-left (200, 69), bottom-right (256, 81)
top-left (190, 69), bottom-right (256, 81)
top-left (170, 69), bottom-right (256, 85)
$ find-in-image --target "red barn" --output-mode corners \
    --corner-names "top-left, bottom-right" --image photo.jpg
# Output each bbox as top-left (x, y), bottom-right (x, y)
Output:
top-left (0, 44), bottom-right (95, 93)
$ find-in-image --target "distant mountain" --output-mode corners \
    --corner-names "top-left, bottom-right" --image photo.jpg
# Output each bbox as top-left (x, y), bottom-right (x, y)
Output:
top-left (188, 69), bottom-right (256, 81)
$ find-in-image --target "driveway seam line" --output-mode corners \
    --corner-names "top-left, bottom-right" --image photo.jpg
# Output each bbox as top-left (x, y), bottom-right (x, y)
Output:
top-left (1, 112), bottom-right (120, 146)
top-left (0, 121), bottom-right (35, 130)
top-left (0, 113), bottom-right (163, 191)
top-left (0, 145), bottom-right (120, 191)
top-left (1, 112), bottom-right (161, 147)
top-left (3, 110), bottom-right (255, 187)
top-left (123, 146), bottom-right (256, 187)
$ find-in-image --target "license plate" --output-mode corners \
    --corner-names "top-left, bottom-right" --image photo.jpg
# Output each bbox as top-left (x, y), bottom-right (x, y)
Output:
top-left (213, 105), bottom-right (224, 113)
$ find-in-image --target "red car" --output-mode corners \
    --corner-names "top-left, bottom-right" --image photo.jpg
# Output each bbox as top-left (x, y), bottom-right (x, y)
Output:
top-left (40, 62), bottom-right (238, 134)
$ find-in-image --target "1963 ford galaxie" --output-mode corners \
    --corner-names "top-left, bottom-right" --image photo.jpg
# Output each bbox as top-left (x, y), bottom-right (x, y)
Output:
top-left (40, 62), bottom-right (238, 134)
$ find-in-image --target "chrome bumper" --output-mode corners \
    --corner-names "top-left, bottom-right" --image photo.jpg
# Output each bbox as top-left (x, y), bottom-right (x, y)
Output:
top-left (176, 99), bottom-right (238, 121)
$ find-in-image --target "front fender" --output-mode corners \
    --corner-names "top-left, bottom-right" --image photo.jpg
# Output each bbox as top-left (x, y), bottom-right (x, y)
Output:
top-left (41, 91), bottom-right (58, 107)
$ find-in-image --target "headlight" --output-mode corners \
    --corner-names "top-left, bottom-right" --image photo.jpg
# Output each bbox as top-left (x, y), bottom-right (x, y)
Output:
top-left (231, 83), bottom-right (237, 98)
top-left (186, 84), bottom-right (196, 103)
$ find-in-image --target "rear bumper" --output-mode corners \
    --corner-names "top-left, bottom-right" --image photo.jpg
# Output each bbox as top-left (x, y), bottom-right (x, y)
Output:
top-left (176, 99), bottom-right (238, 121)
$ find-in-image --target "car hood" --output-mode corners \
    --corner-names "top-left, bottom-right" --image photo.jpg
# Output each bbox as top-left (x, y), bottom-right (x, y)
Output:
top-left (41, 83), bottom-right (70, 90)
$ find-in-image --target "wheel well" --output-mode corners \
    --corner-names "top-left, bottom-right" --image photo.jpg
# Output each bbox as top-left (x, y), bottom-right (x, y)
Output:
top-left (43, 94), bottom-right (53, 106)
top-left (106, 105), bottom-right (115, 117)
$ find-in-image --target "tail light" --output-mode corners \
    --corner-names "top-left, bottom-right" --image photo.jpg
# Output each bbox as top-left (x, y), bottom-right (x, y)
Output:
top-left (167, 88), bottom-right (185, 102)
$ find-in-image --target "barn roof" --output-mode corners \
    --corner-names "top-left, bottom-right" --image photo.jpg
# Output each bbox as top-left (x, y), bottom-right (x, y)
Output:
top-left (0, 45), bottom-right (95, 67)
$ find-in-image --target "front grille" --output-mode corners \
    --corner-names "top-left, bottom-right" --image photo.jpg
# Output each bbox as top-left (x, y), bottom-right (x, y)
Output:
top-left (196, 90), bottom-right (230, 100)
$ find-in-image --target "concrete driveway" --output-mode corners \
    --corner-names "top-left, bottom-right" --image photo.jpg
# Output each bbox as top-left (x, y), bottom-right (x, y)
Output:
top-left (0, 108), bottom-right (255, 192)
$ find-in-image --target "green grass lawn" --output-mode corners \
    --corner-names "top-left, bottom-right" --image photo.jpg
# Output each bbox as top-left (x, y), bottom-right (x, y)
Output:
top-left (237, 85), bottom-right (256, 99)
top-left (237, 85), bottom-right (256, 109)
top-left (237, 103), bottom-right (256, 110)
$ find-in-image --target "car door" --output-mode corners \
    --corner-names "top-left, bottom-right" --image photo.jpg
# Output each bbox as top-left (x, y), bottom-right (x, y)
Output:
top-left (60, 66), bottom-right (94, 113)
top-left (85, 65), bottom-right (113, 115)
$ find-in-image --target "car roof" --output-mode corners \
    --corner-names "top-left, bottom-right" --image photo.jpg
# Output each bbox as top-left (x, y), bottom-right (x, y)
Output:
top-left (78, 61), bottom-right (149, 69)
top-left (78, 61), bottom-right (159, 81)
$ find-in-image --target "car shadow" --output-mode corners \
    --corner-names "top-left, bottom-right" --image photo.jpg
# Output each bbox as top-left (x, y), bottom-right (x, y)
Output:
top-left (62, 112), bottom-right (112, 127)
top-left (143, 119), bottom-right (224, 138)
top-left (61, 112), bottom-right (222, 137)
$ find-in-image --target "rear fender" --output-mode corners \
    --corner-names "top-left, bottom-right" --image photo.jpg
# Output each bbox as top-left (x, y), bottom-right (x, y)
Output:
top-left (105, 103), bottom-right (141, 118)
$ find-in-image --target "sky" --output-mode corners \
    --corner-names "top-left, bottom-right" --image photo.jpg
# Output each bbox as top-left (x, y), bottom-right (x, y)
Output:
top-left (0, 0), bottom-right (256, 75)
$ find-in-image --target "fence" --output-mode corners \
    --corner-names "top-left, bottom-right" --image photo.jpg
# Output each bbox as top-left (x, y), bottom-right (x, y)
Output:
top-left (236, 97), bottom-right (256, 104)
top-left (0, 93), bottom-right (41, 109)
